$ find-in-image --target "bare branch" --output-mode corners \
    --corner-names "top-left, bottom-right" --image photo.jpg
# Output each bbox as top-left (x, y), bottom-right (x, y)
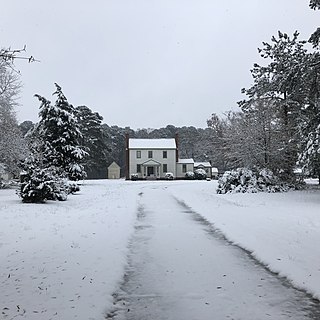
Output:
top-left (0, 46), bottom-right (40, 63)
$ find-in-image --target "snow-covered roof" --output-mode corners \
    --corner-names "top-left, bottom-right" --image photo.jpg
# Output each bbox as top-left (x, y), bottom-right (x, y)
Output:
top-left (129, 138), bottom-right (176, 149)
top-left (194, 162), bottom-right (212, 168)
top-left (178, 158), bottom-right (194, 164)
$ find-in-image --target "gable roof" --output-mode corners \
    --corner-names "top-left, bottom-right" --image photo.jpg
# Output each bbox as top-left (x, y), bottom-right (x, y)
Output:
top-left (129, 138), bottom-right (176, 149)
top-left (194, 162), bottom-right (212, 168)
top-left (141, 159), bottom-right (162, 166)
top-left (108, 161), bottom-right (120, 169)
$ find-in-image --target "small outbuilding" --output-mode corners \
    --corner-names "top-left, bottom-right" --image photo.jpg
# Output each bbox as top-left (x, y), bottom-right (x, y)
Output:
top-left (211, 167), bottom-right (219, 179)
top-left (107, 162), bottom-right (121, 179)
top-left (194, 162), bottom-right (212, 178)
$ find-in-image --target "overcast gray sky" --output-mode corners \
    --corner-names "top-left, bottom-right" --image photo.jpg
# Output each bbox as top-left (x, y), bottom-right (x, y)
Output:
top-left (1, 1), bottom-right (319, 129)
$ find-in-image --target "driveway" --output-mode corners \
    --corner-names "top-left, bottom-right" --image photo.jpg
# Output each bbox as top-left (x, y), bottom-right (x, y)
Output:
top-left (107, 185), bottom-right (320, 320)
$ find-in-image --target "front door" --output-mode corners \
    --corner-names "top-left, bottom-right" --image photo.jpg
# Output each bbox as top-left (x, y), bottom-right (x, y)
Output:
top-left (147, 166), bottom-right (154, 176)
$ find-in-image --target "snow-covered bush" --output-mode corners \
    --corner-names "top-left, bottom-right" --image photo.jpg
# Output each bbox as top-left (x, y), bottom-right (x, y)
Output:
top-left (0, 163), bottom-right (8, 189)
top-left (68, 162), bottom-right (87, 182)
top-left (66, 180), bottom-right (80, 194)
top-left (217, 168), bottom-right (289, 194)
top-left (19, 167), bottom-right (68, 203)
top-left (185, 171), bottom-right (195, 180)
top-left (131, 173), bottom-right (138, 181)
top-left (0, 178), bottom-right (6, 189)
top-left (165, 172), bottom-right (174, 180)
top-left (194, 168), bottom-right (207, 180)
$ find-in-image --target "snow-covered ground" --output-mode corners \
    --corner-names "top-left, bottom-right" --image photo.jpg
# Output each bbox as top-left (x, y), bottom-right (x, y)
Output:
top-left (169, 180), bottom-right (320, 299)
top-left (1, 179), bottom-right (320, 319)
top-left (0, 180), bottom-right (138, 320)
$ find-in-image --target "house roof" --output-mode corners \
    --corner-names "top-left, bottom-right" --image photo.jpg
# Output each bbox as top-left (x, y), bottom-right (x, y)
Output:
top-left (194, 162), bottom-right (212, 168)
top-left (129, 138), bottom-right (176, 149)
top-left (178, 158), bottom-right (194, 164)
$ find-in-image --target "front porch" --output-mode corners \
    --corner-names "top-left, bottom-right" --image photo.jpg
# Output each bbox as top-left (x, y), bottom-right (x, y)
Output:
top-left (142, 159), bottom-right (161, 179)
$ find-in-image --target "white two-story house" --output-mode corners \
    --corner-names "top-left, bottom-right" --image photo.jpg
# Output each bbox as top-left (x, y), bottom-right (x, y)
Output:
top-left (125, 136), bottom-right (195, 179)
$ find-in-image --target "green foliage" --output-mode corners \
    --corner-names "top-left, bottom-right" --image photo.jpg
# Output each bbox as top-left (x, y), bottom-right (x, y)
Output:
top-left (19, 159), bottom-right (67, 203)
top-left (34, 83), bottom-right (88, 181)
top-left (76, 105), bottom-right (110, 179)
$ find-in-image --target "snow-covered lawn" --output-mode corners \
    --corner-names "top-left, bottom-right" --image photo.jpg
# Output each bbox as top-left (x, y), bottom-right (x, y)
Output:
top-left (169, 180), bottom-right (320, 299)
top-left (1, 179), bottom-right (320, 319)
top-left (0, 180), bottom-right (138, 320)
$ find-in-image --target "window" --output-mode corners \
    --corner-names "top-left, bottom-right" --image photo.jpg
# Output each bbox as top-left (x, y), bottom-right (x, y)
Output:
top-left (163, 164), bottom-right (167, 173)
top-left (163, 151), bottom-right (167, 158)
top-left (182, 164), bottom-right (187, 173)
top-left (137, 164), bottom-right (141, 173)
top-left (136, 151), bottom-right (141, 158)
top-left (148, 151), bottom-right (153, 158)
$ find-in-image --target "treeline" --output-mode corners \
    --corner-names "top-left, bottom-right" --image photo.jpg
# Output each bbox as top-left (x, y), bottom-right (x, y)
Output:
top-left (18, 119), bottom-right (228, 180)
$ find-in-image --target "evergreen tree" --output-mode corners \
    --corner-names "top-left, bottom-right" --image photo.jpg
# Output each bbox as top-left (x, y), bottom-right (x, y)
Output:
top-left (19, 154), bottom-right (68, 203)
top-left (35, 83), bottom-right (88, 181)
top-left (76, 105), bottom-right (110, 178)
top-left (298, 52), bottom-right (320, 183)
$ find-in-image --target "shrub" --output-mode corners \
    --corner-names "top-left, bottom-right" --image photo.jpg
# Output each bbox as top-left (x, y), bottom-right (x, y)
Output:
top-left (19, 167), bottom-right (68, 203)
top-left (185, 171), bottom-right (195, 180)
top-left (67, 180), bottom-right (80, 194)
top-left (131, 173), bottom-right (138, 181)
top-left (216, 168), bottom-right (290, 194)
top-left (165, 172), bottom-right (174, 180)
top-left (194, 168), bottom-right (207, 180)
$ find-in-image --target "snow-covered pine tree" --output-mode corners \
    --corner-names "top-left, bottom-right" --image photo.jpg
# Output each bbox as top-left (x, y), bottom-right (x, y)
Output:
top-left (18, 129), bottom-right (68, 202)
top-left (298, 52), bottom-right (320, 184)
top-left (35, 83), bottom-right (88, 181)
top-left (19, 153), bottom-right (68, 203)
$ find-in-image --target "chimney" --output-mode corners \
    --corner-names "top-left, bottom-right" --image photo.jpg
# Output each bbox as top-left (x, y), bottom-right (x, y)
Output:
top-left (125, 133), bottom-right (130, 180)
top-left (175, 133), bottom-right (179, 162)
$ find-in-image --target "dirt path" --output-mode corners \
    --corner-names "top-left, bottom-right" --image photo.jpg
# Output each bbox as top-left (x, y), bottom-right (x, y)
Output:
top-left (108, 185), bottom-right (320, 320)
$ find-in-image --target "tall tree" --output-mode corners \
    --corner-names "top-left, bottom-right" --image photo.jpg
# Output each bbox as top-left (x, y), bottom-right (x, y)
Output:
top-left (205, 113), bottom-right (228, 171)
top-left (298, 51), bottom-right (320, 183)
top-left (77, 105), bottom-right (110, 178)
top-left (239, 31), bottom-right (309, 180)
top-left (34, 83), bottom-right (88, 180)
top-left (0, 59), bottom-right (26, 177)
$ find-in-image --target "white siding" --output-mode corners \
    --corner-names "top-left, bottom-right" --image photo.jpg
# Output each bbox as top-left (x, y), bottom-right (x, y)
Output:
top-left (129, 149), bottom-right (176, 178)
top-left (176, 163), bottom-right (194, 178)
